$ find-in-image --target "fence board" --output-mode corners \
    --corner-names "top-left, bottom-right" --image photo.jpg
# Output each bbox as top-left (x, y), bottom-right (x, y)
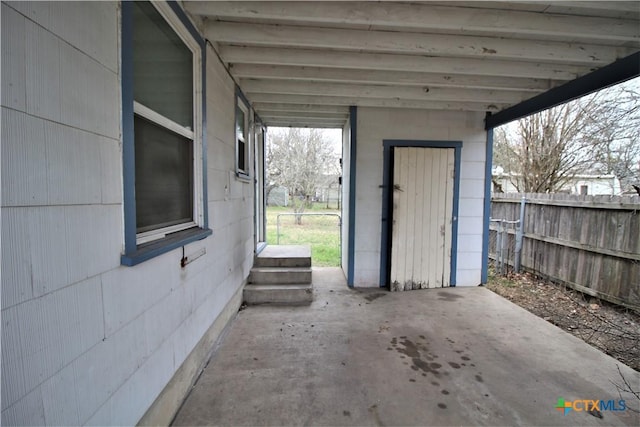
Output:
top-left (491, 193), bottom-right (640, 311)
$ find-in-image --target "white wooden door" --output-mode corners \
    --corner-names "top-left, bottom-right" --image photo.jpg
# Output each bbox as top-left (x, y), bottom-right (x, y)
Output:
top-left (390, 147), bottom-right (455, 291)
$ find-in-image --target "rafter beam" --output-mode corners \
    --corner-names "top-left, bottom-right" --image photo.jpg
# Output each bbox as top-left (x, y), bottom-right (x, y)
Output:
top-left (186, 1), bottom-right (639, 44)
top-left (240, 79), bottom-right (532, 104)
top-left (262, 116), bottom-right (347, 126)
top-left (246, 93), bottom-right (510, 112)
top-left (256, 110), bottom-right (348, 120)
top-left (230, 64), bottom-right (555, 92)
top-left (207, 21), bottom-right (634, 65)
top-left (265, 121), bottom-right (345, 129)
top-left (252, 103), bottom-right (349, 114)
top-left (220, 46), bottom-right (593, 80)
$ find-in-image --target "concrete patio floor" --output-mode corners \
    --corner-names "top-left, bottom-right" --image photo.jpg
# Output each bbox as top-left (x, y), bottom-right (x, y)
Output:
top-left (172, 268), bottom-right (639, 426)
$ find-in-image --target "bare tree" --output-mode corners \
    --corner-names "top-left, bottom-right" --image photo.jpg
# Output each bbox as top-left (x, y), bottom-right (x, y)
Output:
top-left (494, 80), bottom-right (640, 193)
top-left (266, 128), bottom-right (340, 223)
top-left (589, 85), bottom-right (640, 191)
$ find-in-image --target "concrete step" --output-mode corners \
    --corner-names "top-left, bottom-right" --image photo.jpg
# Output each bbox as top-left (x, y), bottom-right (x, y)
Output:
top-left (249, 267), bottom-right (312, 284)
top-left (255, 245), bottom-right (311, 268)
top-left (243, 284), bottom-right (313, 305)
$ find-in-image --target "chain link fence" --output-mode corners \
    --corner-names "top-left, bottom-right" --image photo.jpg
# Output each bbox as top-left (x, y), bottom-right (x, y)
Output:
top-left (488, 218), bottom-right (521, 275)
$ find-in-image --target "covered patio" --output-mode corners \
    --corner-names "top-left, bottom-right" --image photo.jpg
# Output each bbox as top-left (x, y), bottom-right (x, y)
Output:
top-left (172, 268), bottom-right (639, 426)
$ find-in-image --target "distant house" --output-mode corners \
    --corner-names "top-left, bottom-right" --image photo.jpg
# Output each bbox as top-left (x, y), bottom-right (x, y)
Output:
top-left (492, 167), bottom-right (623, 195)
top-left (267, 185), bottom-right (289, 206)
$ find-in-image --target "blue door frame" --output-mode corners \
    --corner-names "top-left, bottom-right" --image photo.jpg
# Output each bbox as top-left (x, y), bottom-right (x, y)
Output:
top-left (379, 140), bottom-right (462, 288)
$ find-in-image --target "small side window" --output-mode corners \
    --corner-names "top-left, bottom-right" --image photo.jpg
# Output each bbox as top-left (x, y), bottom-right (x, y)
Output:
top-left (236, 96), bottom-right (250, 178)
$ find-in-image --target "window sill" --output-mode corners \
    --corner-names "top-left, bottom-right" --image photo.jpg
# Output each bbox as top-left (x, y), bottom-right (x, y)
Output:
top-left (235, 171), bottom-right (251, 183)
top-left (121, 226), bottom-right (212, 266)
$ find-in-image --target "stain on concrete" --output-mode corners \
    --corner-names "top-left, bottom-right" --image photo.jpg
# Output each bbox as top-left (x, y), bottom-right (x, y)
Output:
top-left (441, 389), bottom-right (450, 395)
top-left (392, 336), bottom-right (446, 379)
top-left (343, 410), bottom-right (351, 417)
top-left (431, 381), bottom-right (440, 386)
top-left (475, 374), bottom-right (484, 383)
top-left (448, 362), bottom-right (461, 369)
top-left (461, 355), bottom-right (470, 361)
top-left (412, 358), bottom-right (441, 376)
top-left (588, 408), bottom-right (604, 419)
top-left (364, 293), bottom-right (387, 302)
top-left (368, 404), bottom-right (384, 426)
top-left (438, 292), bottom-right (463, 301)
top-left (437, 403), bottom-right (447, 409)
top-left (396, 339), bottom-right (420, 358)
top-left (409, 378), bottom-right (416, 382)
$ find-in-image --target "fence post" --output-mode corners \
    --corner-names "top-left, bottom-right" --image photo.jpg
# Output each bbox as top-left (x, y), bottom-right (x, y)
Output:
top-left (277, 214), bottom-right (281, 245)
top-left (514, 197), bottom-right (526, 273)
top-left (500, 219), bottom-right (508, 275)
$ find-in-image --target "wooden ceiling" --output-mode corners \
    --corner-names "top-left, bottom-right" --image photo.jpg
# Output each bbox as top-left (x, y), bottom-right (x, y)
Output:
top-left (184, 1), bottom-right (640, 128)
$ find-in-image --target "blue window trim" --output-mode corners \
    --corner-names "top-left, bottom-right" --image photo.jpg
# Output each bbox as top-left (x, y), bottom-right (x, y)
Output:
top-left (379, 140), bottom-right (462, 288)
top-left (481, 124), bottom-right (493, 284)
top-left (235, 86), bottom-right (251, 181)
top-left (346, 106), bottom-right (357, 287)
top-left (120, 1), bottom-right (210, 267)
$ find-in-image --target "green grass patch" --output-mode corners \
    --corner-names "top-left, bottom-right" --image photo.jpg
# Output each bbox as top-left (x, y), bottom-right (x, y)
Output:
top-left (266, 205), bottom-right (341, 267)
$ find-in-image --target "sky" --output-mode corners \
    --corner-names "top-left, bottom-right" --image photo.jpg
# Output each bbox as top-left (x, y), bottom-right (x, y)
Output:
top-left (268, 127), bottom-right (343, 156)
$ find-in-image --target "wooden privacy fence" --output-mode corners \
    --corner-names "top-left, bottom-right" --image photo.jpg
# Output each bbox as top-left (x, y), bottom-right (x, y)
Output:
top-left (490, 193), bottom-right (640, 311)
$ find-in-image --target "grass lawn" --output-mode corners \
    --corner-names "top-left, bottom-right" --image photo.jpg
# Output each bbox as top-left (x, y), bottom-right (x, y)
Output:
top-left (266, 204), bottom-right (341, 267)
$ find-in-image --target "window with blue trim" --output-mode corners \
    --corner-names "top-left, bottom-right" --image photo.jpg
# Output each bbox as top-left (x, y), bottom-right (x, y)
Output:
top-left (121, 1), bottom-right (210, 266)
top-left (236, 95), bottom-right (250, 178)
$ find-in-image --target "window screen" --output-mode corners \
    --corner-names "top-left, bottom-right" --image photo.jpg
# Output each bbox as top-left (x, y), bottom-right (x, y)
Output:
top-left (134, 116), bottom-right (193, 233)
top-left (132, 1), bottom-right (195, 235)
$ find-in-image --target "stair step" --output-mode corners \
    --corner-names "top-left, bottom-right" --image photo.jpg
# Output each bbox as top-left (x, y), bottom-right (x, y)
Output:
top-left (243, 284), bottom-right (313, 305)
top-left (255, 245), bottom-right (311, 268)
top-left (250, 267), bottom-right (312, 284)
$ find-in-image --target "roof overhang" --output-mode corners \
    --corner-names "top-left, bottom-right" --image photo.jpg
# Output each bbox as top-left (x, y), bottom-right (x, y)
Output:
top-left (184, 1), bottom-right (640, 129)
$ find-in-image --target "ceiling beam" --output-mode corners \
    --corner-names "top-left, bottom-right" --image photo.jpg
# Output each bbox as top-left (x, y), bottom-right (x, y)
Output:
top-left (262, 116), bottom-right (347, 126)
top-left (265, 121), bottom-right (345, 129)
top-left (252, 103), bottom-right (349, 114)
top-left (240, 79), bottom-right (532, 104)
top-left (207, 21), bottom-right (634, 65)
top-left (219, 46), bottom-right (593, 80)
top-left (186, 1), bottom-right (639, 44)
top-left (486, 52), bottom-right (640, 129)
top-left (230, 64), bottom-right (555, 92)
top-left (256, 110), bottom-right (348, 119)
top-left (246, 93), bottom-right (510, 112)
top-left (519, 0), bottom-right (640, 20)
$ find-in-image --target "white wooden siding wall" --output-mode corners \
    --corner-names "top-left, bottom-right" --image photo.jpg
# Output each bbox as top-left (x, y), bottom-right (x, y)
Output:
top-left (390, 147), bottom-right (454, 290)
top-left (354, 107), bottom-right (485, 287)
top-left (1, 2), bottom-right (254, 425)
